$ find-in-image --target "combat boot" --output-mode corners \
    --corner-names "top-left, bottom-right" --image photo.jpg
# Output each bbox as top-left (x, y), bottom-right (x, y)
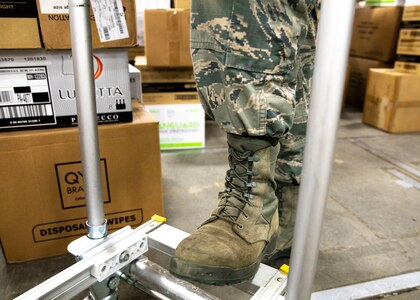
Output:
top-left (170, 134), bottom-right (280, 285)
top-left (264, 185), bottom-right (299, 266)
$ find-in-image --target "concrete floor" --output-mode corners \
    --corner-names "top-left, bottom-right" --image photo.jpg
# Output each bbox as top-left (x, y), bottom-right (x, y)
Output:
top-left (2, 108), bottom-right (420, 299)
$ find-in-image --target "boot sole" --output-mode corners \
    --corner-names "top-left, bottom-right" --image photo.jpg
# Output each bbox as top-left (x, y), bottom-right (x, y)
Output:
top-left (169, 231), bottom-right (279, 285)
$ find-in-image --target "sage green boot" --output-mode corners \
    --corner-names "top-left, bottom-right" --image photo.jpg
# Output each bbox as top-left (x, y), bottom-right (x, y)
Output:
top-left (170, 134), bottom-right (280, 285)
top-left (264, 185), bottom-right (299, 265)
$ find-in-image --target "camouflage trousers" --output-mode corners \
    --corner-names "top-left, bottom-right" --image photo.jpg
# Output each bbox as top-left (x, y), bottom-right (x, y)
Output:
top-left (191, 0), bottom-right (320, 184)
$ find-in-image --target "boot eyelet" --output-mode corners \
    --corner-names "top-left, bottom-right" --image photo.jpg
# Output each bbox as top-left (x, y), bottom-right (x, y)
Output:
top-left (238, 224), bottom-right (244, 229)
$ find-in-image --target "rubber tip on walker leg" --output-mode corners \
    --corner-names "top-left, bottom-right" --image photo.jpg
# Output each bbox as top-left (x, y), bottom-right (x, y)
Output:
top-left (151, 214), bottom-right (167, 223)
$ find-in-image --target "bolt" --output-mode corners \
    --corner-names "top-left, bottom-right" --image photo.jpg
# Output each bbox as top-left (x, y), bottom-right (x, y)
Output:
top-left (277, 277), bottom-right (284, 283)
top-left (119, 251), bottom-right (130, 263)
top-left (108, 277), bottom-right (119, 290)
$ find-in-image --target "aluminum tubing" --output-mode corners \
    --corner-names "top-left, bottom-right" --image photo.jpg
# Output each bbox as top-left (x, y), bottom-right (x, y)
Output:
top-left (128, 258), bottom-right (220, 300)
top-left (68, 0), bottom-right (107, 238)
top-left (285, 0), bottom-right (355, 299)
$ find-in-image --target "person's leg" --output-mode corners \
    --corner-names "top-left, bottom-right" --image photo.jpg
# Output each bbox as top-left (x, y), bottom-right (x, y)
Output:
top-left (170, 0), bottom-right (318, 284)
top-left (269, 4), bottom-right (320, 265)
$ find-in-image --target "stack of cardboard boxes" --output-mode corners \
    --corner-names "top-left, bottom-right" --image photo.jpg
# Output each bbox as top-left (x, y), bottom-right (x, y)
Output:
top-left (346, 5), bottom-right (401, 109)
top-left (362, 3), bottom-right (420, 132)
top-left (0, 1), bottom-right (163, 263)
top-left (136, 1), bottom-right (206, 150)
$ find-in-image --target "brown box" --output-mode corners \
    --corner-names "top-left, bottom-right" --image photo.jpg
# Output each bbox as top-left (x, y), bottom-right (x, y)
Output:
top-left (143, 91), bottom-right (199, 105)
top-left (0, 107), bottom-right (164, 262)
top-left (144, 9), bottom-right (192, 67)
top-left (35, 0), bottom-right (137, 49)
top-left (174, 0), bottom-right (191, 9)
top-left (397, 28), bottom-right (420, 56)
top-left (402, 5), bottom-right (420, 22)
top-left (135, 56), bottom-right (195, 83)
top-left (350, 6), bottom-right (402, 62)
top-left (0, 0), bottom-right (42, 49)
top-left (363, 68), bottom-right (420, 133)
top-left (347, 56), bottom-right (392, 108)
top-left (342, 63), bottom-right (350, 113)
top-left (394, 61), bottom-right (420, 74)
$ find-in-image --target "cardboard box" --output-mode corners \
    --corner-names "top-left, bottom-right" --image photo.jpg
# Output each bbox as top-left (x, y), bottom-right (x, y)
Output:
top-left (144, 9), bottom-right (192, 67)
top-left (394, 60), bottom-right (420, 74)
top-left (0, 49), bottom-right (132, 130)
top-left (135, 56), bottom-right (195, 83)
top-left (135, 0), bottom-right (170, 47)
top-left (143, 91), bottom-right (199, 104)
top-left (402, 5), bottom-right (420, 22)
top-left (0, 0), bottom-right (42, 49)
top-left (0, 106), bottom-right (163, 262)
top-left (36, 0), bottom-right (137, 49)
top-left (129, 64), bottom-right (142, 102)
top-left (147, 103), bottom-right (205, 150)
top-left (174, 0), bottom-right (191, 9)
top-left (350, 6), bottom-right (402, 62)
top-left (347, 56), bottom-right (392, 108)
top-left (342, 63), bottom-right (350, 113)
top-left (397, 28), bottom-right (420, 56)
top-left (363, 68), bottom-right (420, 132)
top-left (144, 91), bottom-right (204, 150)
top-left (128, 46), bottom-right (145, 63)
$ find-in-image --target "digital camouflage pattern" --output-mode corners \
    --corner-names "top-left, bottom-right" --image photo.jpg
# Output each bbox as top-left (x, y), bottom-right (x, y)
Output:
top-left (191, 0), bottom-right (320, 184)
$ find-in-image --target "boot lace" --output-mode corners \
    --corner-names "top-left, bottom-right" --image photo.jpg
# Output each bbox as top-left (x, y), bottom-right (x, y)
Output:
top-left (214, 146), bottom-right (260, 226)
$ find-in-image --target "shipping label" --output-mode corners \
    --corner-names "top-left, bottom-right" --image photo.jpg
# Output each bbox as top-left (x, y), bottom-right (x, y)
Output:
top-left (0, 66), bottom-right (56, 128)
top-left (90, 0), bottom-right (129, 42)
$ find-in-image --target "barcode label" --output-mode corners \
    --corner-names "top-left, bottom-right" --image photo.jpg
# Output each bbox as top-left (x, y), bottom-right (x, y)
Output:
top-left (103, 26), bottom-right (110, 41)
top-left (0, 66), bottom-right (56, 129)
top-left (113, 0), bottom-right (124, 34)
top-left (0, 90), bottom-right (13, 103)
top-left (91, 0), bottom-right (129, 42)
top-left (0, 104), bottom-right (53, 119)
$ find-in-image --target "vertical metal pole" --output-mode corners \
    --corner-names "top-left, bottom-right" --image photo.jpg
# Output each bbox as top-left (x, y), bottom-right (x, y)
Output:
top-left (285, 1), bottom-right (355, 299)
top-left (69, 0), bottom-right (107, 239)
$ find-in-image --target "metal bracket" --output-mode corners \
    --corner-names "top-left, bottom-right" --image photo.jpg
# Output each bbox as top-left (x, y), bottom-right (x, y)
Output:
top-left (69, 226), bottom-right (148, 282)
top-left (251, 271), bottom-right (288, 300)
top-left (15, 219), bottom-right (164, 300)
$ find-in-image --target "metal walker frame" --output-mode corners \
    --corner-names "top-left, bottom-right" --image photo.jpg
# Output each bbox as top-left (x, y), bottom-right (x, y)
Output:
top-left (14, 1), bottom-right (420, 299)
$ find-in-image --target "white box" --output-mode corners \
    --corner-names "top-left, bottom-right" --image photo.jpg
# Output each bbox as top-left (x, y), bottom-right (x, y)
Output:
top-left (405, 0), bottom-right (420, 5)
top-left (0, 49), bottom-right (132, 130)
top-left (146, 104), bottom-right (205, 150)
top-left (129, 64), bottom-right (142, 102)
top-left (365, 0), bottom-right (405, 5)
